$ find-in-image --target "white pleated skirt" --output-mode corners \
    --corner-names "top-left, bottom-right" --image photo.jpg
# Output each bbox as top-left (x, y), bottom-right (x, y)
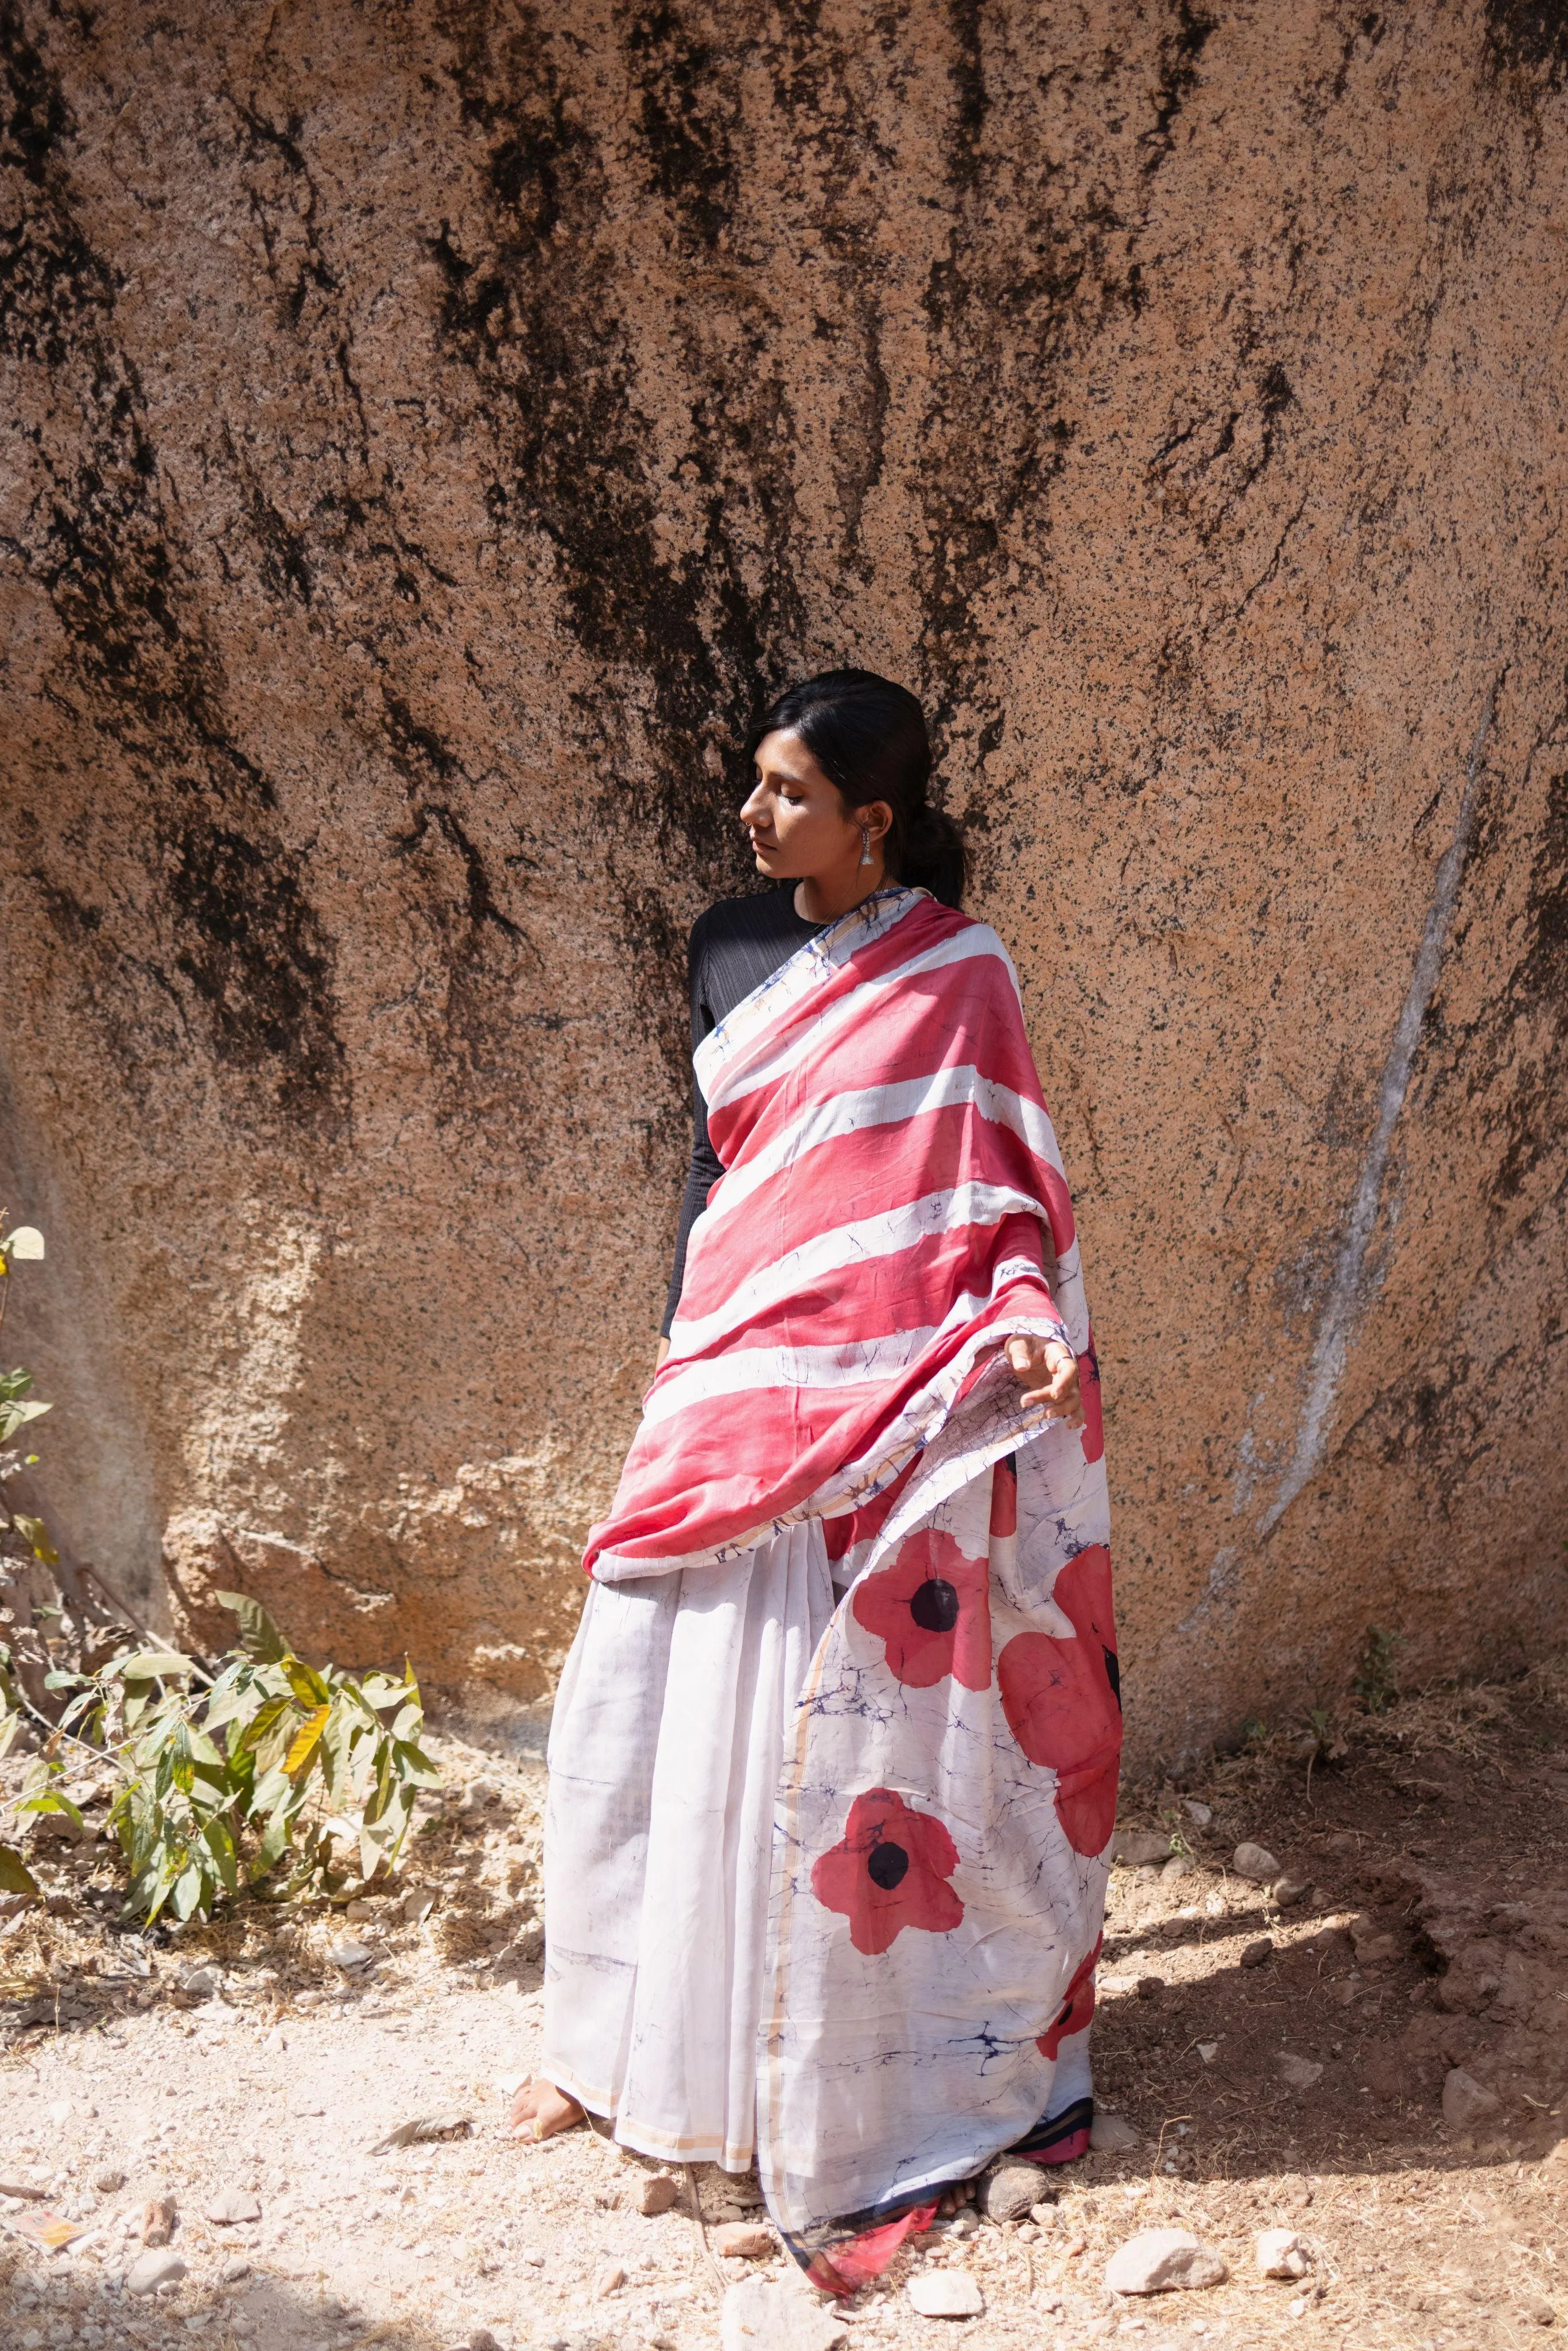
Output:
top-left (540, 1524), bottom-right (835, 2170)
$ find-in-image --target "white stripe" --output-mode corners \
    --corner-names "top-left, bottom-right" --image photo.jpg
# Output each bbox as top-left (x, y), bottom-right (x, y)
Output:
top-left (699, 924), bottom-right (1020, 1118)
top-left (698, 1064), bottom-right (1065, 1235)
top-left (692, 887), bottom-right (925, 1098)
top-left (669, 1183), bottom-right (1053, 1356)
top-left (646, 1282), bottom-right (1030, 1431)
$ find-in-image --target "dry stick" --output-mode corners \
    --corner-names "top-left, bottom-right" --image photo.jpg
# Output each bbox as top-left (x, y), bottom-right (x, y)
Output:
top-left (684, 2165), bottom-right (729, 2297)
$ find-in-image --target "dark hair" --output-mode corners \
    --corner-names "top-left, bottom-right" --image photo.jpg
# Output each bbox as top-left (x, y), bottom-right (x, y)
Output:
top-left (747, 668), bottom-right (968, 908)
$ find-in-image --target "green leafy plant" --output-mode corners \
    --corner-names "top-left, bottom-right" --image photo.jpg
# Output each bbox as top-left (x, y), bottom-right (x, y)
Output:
top-left (1352, 1624), bottom-right (1401, 1716)
top-left (11, 1592), bottom-right (439, 1924)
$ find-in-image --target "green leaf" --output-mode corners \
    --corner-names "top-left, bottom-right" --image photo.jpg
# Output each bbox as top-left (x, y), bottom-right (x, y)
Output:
top-left (17, 1789), bottom-right (84, 1833)
top-left (201, 1814), bottom-right (239, 1896)
top-left (235, 1694), bottom-right (293, 1757)
top-left (117, 1650), bottom-right (195, 1682)
top-left (170, 1859), bottom-right (207, 1921)
top-left (0, 1842), bottom-right (39, 1897)
top-left (216, 1590), bottom-right (290, 1665)
top-left (391, 1739), bottom-right (441, 1787)
top-left (0, 1396), bottom-right (50, 1442)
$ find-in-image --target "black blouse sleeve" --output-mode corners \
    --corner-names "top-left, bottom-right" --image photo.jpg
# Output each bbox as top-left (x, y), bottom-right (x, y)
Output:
top-left (661, 918), bottom-right (725, 1339)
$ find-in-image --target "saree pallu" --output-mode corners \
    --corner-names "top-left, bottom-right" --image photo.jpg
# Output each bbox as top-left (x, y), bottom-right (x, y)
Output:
top-left (544, 886), bottom-right (1116, 2255)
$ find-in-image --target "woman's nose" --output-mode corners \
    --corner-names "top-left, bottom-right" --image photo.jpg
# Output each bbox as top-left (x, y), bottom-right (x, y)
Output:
top-left (739, 783), bottom-right (766, 825)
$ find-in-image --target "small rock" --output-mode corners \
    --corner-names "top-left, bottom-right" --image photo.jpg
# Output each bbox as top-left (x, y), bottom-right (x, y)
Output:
top-left (92, 2165), bottom-right (127, 2193)
top-left (141, 2195), bottom-right (177, 2246)
top-left (1113, 1830), bottom-right (1173, 1867)
top-left (713, 2222), bottom-right (774, 2259)
top-left (1523, 2296), bottom-right (1557, 2326)
top-left (464, 2334), bottom-right (504, 2351)
top-left (1196, 2042), bottom-right (1220, 2065)
top-left (1443, 2067), bottom-right (1503, 2131)
top-left (1183, 1800), bottom-right (1213, 1826)
top-left (399, 1887), bottom-right (436, 1925)
top-left (1240, 1937), bottom-right (1274, 1969)
top-left (1105, 2229), bottom-right (1229, 2295)
top-left (639, 2172), bottom-right (681, 2216)
top-left (1161, 1855), bottom-right (1194, 1882)
top-left (1232, 1842), bottom-right (1280, 1883)
top-left (906, 2271), bottom-right (985, 2318)
top-left (720, 2277), bottom-right (849, 2351)
top-left (180, 1965), bottom-right (221, 1998)
top-left (220, 2257), bottom-right (251, 2283)
top-left (514, 1918), bottom-right (546, 1962)
top-left (1136, 1974), bottom-right (1166, 1999)
top-left (595, 2263), bottom-right (627, 2297)
top-left (945, 2210), bottom-right (977, 2239)
top-left (344, 1898), bottom-right (380, 1923)
top-left (1306, 1924), bottom-right (1347, 1955)
top-left (1349, 1913), bottom-right (1400, 1966)
top-left (1274, 1876), bottom-right (1311, 1907)
top-left (1030, 2201), bottom-right (1057, 2225)
top-left (980, 2162), bottom-right (1047, 2223)
top-left (328, 1939), bottom-right (374, 1970)
top-left (126, 2249), bottom-right (187, 2297)
top-left (206, 2188), bottom-right (262, 2225)
top-left (1255, 2229), bottom-right (1310, 2279)
top-left (1276, 2054), bottom-right (1324, 2092)
top-left (1090, 2112), bottom-right (1142, 2152)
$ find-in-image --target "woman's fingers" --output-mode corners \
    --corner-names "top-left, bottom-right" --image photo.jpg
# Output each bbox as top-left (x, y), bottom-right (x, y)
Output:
top-left (1007, 1336), bottom-right (1085, 1428)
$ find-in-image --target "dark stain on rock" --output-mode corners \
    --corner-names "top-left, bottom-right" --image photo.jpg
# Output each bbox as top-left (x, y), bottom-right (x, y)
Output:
top-left (1142, 0), bottom-right (1216, 168)
top-left (1485, 0), bottom-right (1568, 83)
top-left (1, 9), bottom-right (347, 1134)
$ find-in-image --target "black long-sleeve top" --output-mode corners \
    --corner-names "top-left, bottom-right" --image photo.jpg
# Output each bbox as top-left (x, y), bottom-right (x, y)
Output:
top-left (661, 887), bottom-right (824, 1337)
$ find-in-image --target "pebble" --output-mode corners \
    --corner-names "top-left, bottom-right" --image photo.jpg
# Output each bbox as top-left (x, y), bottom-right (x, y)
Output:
top-left (1274, 1875), bottom-right (1311, 1907)
top-left (1105, 2229), bottom-right (1229, 2295)
top-left (713, 2222), bottom-right (774, 2259)
top-left (1232, 1843), bottom-right (1280, 1883)
top-left (1240, 1937), bottom-right (1274, 1969)
top-left (906, 2271), bottom-right (985, 2317)
top-left (1136, 1974), bottom-right (1166, 1998)
top-left (1196, 2043), bottom-right (1220, 2065)
top-left (207, 2187), bottom-right (263, 2225)
top-left (720, 2277), bottom-right (850, 2351)
top-left (126, 2248), bottom-right (187, 2296)
top-left (329, 1939), bottom-right (374, 1970)
top-left (92, 2164), bottom-right (127, 2193)
top-left (1113, 1830), bottom-right (1173, 1867)
top-left (639, 2173), bottom-right (681, 2216)
top-left (1349, 1914), bottom-right (1400, 1966)
top-left (1183, 1800), bottom-right (1213, 1826)
top-left (1524, 2296), bottom-right (1558, 2326)
top-left (1161, 1855), bottom-right (1194, 1883)
top-left (594, 2263), bottom-right (627, 2297)
top-left (1090, 2113), bottom-right (1142, 2152)
top-left (142, 2194), bottom-right (177, 2245)
top-left (400, 1888), bottom-right (436, 1925)
top-left (1255, 2228), bottom-right (1310, 2278)
top-left (979, 2162), bottom-right (1046, 2223)
top-left (220, 2257), bottom-right (251, 2283)
top-left (1442, 2067), bottom-right (1502, 2131)
top-left (180, 1965), bottom-right (221, 1997)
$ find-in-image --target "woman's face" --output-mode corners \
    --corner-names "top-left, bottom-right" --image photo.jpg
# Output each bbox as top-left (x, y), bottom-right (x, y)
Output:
top-left (740, 729), bottom-right (888, 880)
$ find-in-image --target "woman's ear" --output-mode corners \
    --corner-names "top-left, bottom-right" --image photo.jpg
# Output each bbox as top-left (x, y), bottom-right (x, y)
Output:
top-left (856, 800), bottom-right (894, 845)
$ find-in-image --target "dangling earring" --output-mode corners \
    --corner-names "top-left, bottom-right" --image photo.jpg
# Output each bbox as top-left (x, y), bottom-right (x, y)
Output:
top-left (859, 826), bottom-right (874, 867)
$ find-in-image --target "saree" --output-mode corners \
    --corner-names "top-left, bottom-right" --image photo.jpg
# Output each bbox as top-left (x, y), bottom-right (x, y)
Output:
top-left (542, 886), bottom-right (1116, 2272)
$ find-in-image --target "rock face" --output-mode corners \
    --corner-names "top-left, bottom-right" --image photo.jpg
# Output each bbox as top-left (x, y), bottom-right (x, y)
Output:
top-left (1, 3), bottom-right (1566, 1758)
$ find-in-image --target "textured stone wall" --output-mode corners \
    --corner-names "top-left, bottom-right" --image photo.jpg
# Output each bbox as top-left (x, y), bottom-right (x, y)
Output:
top-left (1, 0), bottom-right (1565, 1764)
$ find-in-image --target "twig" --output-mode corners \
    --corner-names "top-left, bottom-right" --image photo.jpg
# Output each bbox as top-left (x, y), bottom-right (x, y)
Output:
top-left (684, 2164), bottom-right (729, 2297)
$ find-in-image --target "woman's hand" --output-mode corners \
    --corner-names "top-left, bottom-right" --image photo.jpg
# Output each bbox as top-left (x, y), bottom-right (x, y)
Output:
top-left (1004, 1334), bottom-right (1084, 1429)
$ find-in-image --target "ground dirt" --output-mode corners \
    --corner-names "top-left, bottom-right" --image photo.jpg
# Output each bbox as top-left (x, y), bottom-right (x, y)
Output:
top-left (3, 1665), bottom-right (1567, 2351)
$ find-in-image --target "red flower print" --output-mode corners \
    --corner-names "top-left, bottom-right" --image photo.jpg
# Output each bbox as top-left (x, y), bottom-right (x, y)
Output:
top-left (851, 1528), bottom-right (992, 1690)
top-left (1037, 1933), bottom-right (1102, 2060)
top-left (1079, 1333), bottom-right (1104, 1465)
top-left (810, 1787), bottom-right (964, 1956)
top-left (998, 1543), bottom-right (1121, 1857)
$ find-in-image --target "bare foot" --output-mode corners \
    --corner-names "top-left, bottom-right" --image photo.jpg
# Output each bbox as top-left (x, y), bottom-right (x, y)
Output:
top-left (510, 2077), bottom-right (586, 2140)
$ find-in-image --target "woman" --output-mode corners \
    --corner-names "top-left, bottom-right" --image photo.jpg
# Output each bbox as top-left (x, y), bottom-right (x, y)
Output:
top-left (514, 671), bottom-right (1116, 2293)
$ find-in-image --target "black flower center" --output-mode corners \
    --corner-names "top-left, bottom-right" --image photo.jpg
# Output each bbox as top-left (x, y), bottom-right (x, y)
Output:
top-left (1103, 1645), bottom-right (1121, 1710)
top-left (910, 1576), bottom-right (960, 1633)
top-left (867, 1839), bottom-right (910, 1890)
